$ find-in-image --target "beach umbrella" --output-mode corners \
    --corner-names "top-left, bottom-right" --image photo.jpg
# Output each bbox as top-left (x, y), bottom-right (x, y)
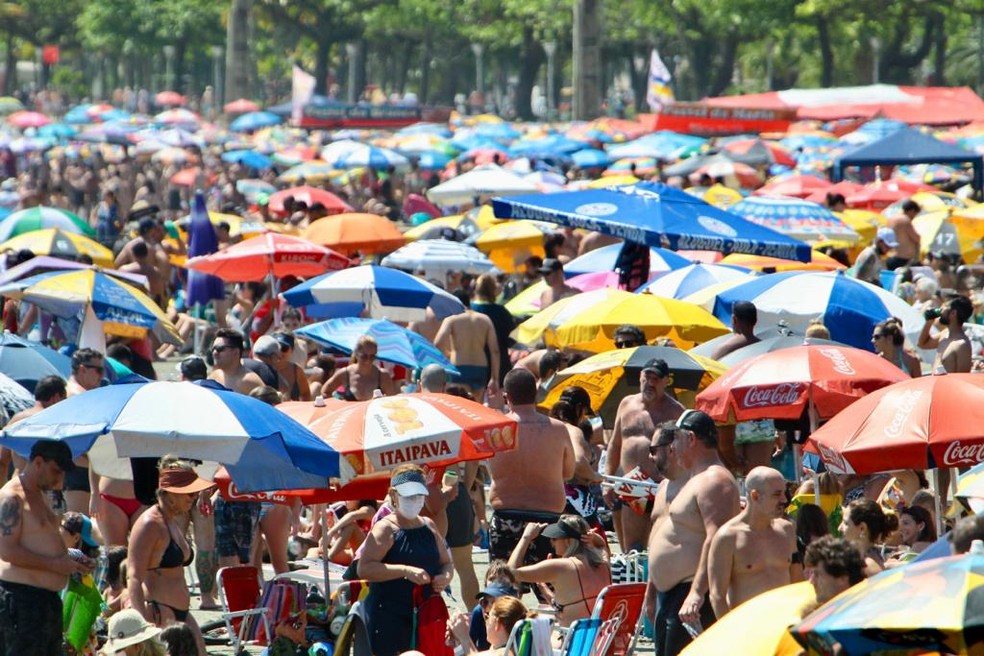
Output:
top-left (154, 91), bottom-right (187, 106)
top-left (755, 174), bottom-right (833, 199)
top-left (37, 123), bottom-right (77, 140)
top-left (151, 146), bottom-right (194, 165)
top-left (571, 149), bottom-right (611, 169)
top-left (711, 270), bottom-right (924, 350)
top-left (0, 206), bottom-right (94, 241)
top-left (0, 380), bottom-right (340, 491)
top-left (695, 344), bottom-right (909, 423)
top-left (297, 317), bottom-right (458, 373)
top-left (335, 145), bottom-right (409, 170)
top-left (0, 228), bottom-right (113, 267)
top-left (728, 196), bottom-right (860, 243)
top-left (805, 374), bottom-right (984, 474)
top-left (638, 263), bottom-right (756, 299)
top-left (184, 193), bottom-right (226, 310)
top-left (224, 98), bottom-right (260, 114)
top-left (0, 255), bottom-right (148, 292)
top-left (74, 123), bottom-right (137, 146)
top-left (0, 371), bottom-right (33, 420)
top-left (539, 345), bottom-right (726, 426)
top-left (170, 167), bottom-right (214, 188)
top-left (320, 139), bottom-right (364, 165)
top-left (604, 156), bottom-right (659, 177)
top-left (564, 243), bottom-right (690, 278)
top-left (0, 333), bottom-right (71, 390)
top-left (268, 186), bottom-right (352, 215)
top-left (282, 265), bottom-right (464, 322)
top-left (416, 151), bottom-right (453, 171)
top-left (276, 160), bottom-right (337, 184)
top-left (381, 239), bottom-right (496, 278)
top-left (154, 108), bottom-right (201, 126)
top-left (514, 288), bottom-right (729, 351)
top-left (404, 215), bottom-right (484, 242)
top-left (722, 138), bottom-right (797, 167)
top-left (459, 147), bottom-right (510, 165)
top-left (0, 97), bottom-right (24, 115)
top-left (718, 251), bottom-right (846, 272)
top-left (427, 164), bottom-right (540, 206)
top-left (492, 181), bottom-right (813, 262)
top-left (681, 582), bottom-right (815, 656)
top-left (235, 179), bottom-right (275, 201)
top-left (685, 184), bottom-right (745, 209)
top-left (790, 553), bottom-right (984, 655)
top-left (0, 269), bottom-right (181, 345)
top-left (185, 232), bottom-right (350, 282)
top-left (7, 111), bottom-right (51, 129)
top-left (468, 219), bottom-right (553, 273)
top-left (302, 213), bottom-right (405, 256)
top-left (690, 334), bottom-right (844, 368)
top-left (304, 393), bottom-right (517, 481)
top-left (220, 149), bottom-right (272, 170)
top-left (845, 182), bottom-right (920, 211)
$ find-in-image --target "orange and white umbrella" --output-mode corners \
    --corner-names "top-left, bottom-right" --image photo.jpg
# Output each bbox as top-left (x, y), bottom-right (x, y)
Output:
top-left (307, 393), bottom-right (518, 481)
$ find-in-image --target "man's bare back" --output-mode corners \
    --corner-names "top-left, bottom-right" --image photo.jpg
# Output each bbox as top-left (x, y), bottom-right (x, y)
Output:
top-left (489, 411), bottom-right (573, 513)
top-left (710, 334), bottom-right (760, 361)
top-left (436, 312), bottom-right (495, 367)
top-left (210, 366), bottom-right (263, 395)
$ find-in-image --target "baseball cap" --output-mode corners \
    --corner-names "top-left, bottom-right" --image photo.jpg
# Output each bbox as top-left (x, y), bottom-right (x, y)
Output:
top-left (541, 519), bottom-right (585, 540)
top-left (476, 582), bottom-right (520, 600)
top-left (641, 358), bottom-right (670, 378)
top-left (675, 409), bottom-right (718, 441)
top-left (876, 227), bottom-right (899, 248)
top-left (539, 258), bottom-right (563, 275)
top-left (60, 512), bottom-right (99, 547)
top-left (391, 469), bottom-right (428, 497)
top-left (29, 440), bottom-right (74, 472)
top-left (253, 335), bottom-right (281, 357)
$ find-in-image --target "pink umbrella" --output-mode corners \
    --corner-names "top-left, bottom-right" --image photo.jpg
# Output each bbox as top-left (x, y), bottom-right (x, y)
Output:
top-left (8, 111), bottom-right (51, 128)
top-left (528, 270), bottom-right (662, 310)
top-left (224, 98), bottom-right (260, 114)
top-left (155, 91), bottom-right (187, 106)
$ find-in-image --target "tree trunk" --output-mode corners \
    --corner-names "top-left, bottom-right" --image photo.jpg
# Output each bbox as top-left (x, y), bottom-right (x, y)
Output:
top-left (629, 48), bottom-right (648, 112)
top-left (355, 39), bottom-right (367, 102)
top-left (515, 28), bottom-right (542, 120)
top-left (419, 41), bottom-right (432, 105)
top-left (933, 13), bottom-right (947, 85)
top-left (817, 16), bottom-right (834, 87)
top-left (315, 39), bottom-right (331, 94)
top-left (3, 33), bottom-right (14, 95)
top-left (708, 32), bottom-right (739, 97)
top-left (396, 42), bottom-right (412, 94)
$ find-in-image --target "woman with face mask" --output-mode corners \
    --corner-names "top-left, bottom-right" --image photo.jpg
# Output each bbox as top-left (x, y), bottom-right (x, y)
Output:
top-left (358, 464), bottom-right (454, 656)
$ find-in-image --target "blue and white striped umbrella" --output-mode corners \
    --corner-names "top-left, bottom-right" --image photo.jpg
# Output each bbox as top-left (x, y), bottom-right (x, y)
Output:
top-left (712, 270), bottom-right (926, 351)
top-left (639, 263), bottom-right (757, 299)
top-left (729, 195), bottom-right (860, 243)
top-left (381, 239), bottom-right (496, 278)
top-left (230, 111), bottom-right (283, 132)
top-left (564, 243), bottom-right (691, 278)
top-left (416, 151), bottom-right (452, 170)
top-left (571, 148), bottom-right (611, 169)
top-left (297, 318), bottom-right (459, 374)
top-left (0, 380), bottom-right (340, 491)
top-left (282, 264), bottom-right (465, 322)
top-left (335, 145), bottom-right (409, 170)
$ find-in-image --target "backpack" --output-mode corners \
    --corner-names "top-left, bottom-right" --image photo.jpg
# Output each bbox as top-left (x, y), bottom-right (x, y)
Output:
top-left (411, 585), bottom-right (453, 656)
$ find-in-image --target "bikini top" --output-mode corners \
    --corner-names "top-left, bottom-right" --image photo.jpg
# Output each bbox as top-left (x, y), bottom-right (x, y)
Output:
top-left (551, 558), bottom-right (607, 614)
top-left (157, 534), bottom-right (194, 569)
top-left (341, 366), bottom-right (382, 401)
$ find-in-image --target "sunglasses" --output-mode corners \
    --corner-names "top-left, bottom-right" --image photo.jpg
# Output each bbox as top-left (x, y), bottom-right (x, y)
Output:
top-left (81, 362), bottom-right (104, 373)
top-left (614, 340), bottom-right (639, 349)
top-left (871, 334), bottom-right (885, 340)
top-left (211, 344), bottom-right (232, 353)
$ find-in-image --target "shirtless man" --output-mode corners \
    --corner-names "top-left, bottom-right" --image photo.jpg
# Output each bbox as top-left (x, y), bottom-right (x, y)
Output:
top-left (710, 301), bottom-right (760, 361)
top-left (708, 466), bottom-right (797, 619)
top-left (918, 294), bottom-right (973, 374)
top-left (434, 289), bottom-right (500, 399)
top-left (408, 306), bottom-right (441, 346)
top-left (119, 240), bottom-right (165, 308)
top-left (0, 377), bottom-right (67, 483)
top-left (605, 358), bottom-right (684, 550)
top-left (321, 335), bottom-right (395, 401)
top-left (538, 258), bottom-right (579, 309)
top-left (617, 424), bottom-right (660, 552)
top-left (649, 410), bottom-right (740, 656)
top-left (885, 200), bottom-right (922, 270)
top-left (0, 440), bottom-right (91, 656)
top-left (208, 328), bottom-right (264, 396)
top-left (488, 369), bottom-right (574, 570)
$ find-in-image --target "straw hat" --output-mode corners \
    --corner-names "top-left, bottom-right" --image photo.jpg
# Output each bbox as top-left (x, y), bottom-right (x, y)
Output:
top-left (101, 610), bottom-right (162, 653)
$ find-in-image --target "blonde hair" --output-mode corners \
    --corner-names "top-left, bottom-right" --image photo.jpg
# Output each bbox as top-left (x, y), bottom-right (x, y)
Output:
top-left (805, 320), bottom-right (830, 339)
top-left (352, 336), bottom-right (378, 364)
top-left (555, 514), bottom-right (606, 568)
top-left (475, 273), bottom-right (498, 303)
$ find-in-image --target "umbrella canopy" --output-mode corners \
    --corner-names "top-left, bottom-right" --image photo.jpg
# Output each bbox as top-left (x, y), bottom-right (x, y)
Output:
top-left (711, 271), bottom-right (924, 350)
top-left (220, 149), bottom-right (272, 170)
top-left (695, 344), bottom-right (909, 423)
top-left (468, 220), bottom-right (552, 273)
top-left (297, 318), bottom-right (458, 373)
top-left (185, 233), bottom-right (350, 282)
top-left (563, 243), bottom-right (690, 278)
top-left (0, 332), bottom-right (70, 389)
top-left (0, 269), bottom-right (181, 344)
top-left (427, 164), bottom-right (540, 206)
top-left (718, 250), bottom-right (847, 272)
top-left (639, 263), bottom-right (756, 299)
top-left (0, 371), bottom-right (33, 421)
top-left (380, 239), bottom-right (496, 278)
top-left (306, 393), bottom-right (518, 480)
top-left (722, 138), bottom-right (797, 167)
top-left (404, 215), bottom-right (485, 242)
top-left (155, 91), bottom-right (187, 106)
top-left (0, 97), bottom-right (24, 114)
top-left (7, 111), bottom-right (51, 128)
top-left (276, 160), bottom-right (337, 184)
top-left (755, 174), bottom-right (833, 199)
top-left (514, 288), bottom-right (729, 352)
top-left (539, 345), bottom-right (726, 426)
top-left (492, 181), bottom-right (813, 262)
top-left (806, 374), bottom-right (984, 474)
top-left (0, 228), bottom-right (113, 267)
top-left (335, 144), bottom-right (409, 170)
top-left (791, 554), bottom-right (984, 655)
top-left (0, 380), bottom-right (340, 491)
top-left (230, 111), bottom-right (282, 132)
top-left (184, 193), bottom-right (226, 307)
top-left (268, 186), bottom-right (353, 215)
top-left (681, 582), bottom-right (815, 656)
top-left (302, 213), bottom-right (406, 255)
top-left (690, 334), bottom-right (845, 368)
top-left (224, 98), bottom-right (260, 114)
top-left (283, 265), bottom-right (465, 322)
top-left (0, 206), bottom-right (95, 242)
top-left (729, 196), bottom-right (860, 243)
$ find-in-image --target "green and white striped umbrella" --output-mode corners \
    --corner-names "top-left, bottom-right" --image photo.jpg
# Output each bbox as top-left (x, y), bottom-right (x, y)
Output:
top-left (0, 206), bottom-right (96, 242)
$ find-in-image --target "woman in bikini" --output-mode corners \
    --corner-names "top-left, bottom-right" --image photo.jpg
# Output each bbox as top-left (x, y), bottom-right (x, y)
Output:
top-left (322, 335), bottom-right (395, 401)
top-left (507, 514), bottom-right (610, 627)
top-left (127, 461), bottom-right (213, 655)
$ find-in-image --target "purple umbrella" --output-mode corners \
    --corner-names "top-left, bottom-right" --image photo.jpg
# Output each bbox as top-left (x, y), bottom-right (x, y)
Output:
top-left (185, 193), bottom-right (226, 308)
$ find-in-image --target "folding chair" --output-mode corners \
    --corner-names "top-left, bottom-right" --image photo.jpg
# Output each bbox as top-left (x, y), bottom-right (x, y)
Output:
top-left (333, 601), bottom-right (372, 656)
top-left (589, 583), bottom-right (647, 656)
top-left (502, 616), bottom-right (554, 656)
top-left (558, 617), bottom-right (620, 656)
top-left (216, 565), bottom-right (272, 655)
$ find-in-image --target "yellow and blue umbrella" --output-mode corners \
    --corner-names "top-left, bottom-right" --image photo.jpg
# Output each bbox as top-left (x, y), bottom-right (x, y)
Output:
top-left (0, 228), bottom-right (113, 267)
top-left (0, 269), bottom-right (180, 344)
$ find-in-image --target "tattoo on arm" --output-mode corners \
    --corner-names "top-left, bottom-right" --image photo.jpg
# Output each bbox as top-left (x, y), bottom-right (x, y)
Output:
top-left (0, 497), bottom-right (21, 536)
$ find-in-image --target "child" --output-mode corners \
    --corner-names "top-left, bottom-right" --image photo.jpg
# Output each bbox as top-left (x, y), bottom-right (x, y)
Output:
top-left (469, 560), bottom-right (519, 650)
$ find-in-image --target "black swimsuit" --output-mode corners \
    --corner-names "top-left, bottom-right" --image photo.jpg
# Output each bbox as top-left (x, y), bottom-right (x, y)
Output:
top-left (148, 512), bottom-right (194, 623)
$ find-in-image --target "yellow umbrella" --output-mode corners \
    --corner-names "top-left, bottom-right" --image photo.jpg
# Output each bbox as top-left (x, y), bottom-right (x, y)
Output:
top-left (680, 582), bottom-right (816, 656)
top-left (581, 175), bottom-right (639, 189)
top-left (0, 229), bottom-right (114, 268)
top-left (720, 251), bottom-right (846, 272)
top-left (504, 280), bottom-right (547, 317)
top-left (472, 220), bottom-right (552, 273)
top-left (176, 211), bottom-right (268, 239)
top-left (513, 288), bottom-right (729, 352)
top-left (882, 190), bottom-right (972, 218)
top-left (934, 205), bottom-right (984, 262)
top-left (702, 183), bottom-right (744, 209)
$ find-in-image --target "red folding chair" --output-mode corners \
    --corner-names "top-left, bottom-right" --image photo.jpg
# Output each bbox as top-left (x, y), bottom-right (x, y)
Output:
top-left (216, 565), bottom-right (272, 655)
top-left (589, 582), bottom-right (647, 656)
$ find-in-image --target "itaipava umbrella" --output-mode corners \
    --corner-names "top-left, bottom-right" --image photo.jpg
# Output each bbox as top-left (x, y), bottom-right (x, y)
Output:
top-left (185, 233), bottom-right (351, 282)
top-left (695, 344), bottom-right (910, 423)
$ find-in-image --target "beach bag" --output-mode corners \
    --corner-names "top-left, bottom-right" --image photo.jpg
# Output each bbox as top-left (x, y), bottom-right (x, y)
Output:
top-left (411, 586), bottom-right (453, 656)
top-left (62, 575), bottom-right (103, 652)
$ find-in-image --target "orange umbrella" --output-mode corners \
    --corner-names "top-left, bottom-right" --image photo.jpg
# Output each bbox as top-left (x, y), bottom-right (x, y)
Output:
top-left (302, 213), bottom-right (406, 255)
top-left (170, 167), bottom-right (216, 187)
top-left (224, 98), bottom-right (260, 114)
top-left (185, 232), bottom-right (351, 282)
top-left (278, 398), bottom-right (348, 427)
top-left (720, 250), bottom-right (846, 272)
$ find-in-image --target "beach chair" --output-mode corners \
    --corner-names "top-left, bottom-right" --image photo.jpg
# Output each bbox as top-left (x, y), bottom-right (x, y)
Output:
top-left (502, 616), bottom-right (554, 656)
top-left (589, 583), bottom-right (647, 656)
top-left (333, 601), bottom-right (372, 656)
top-left (216, 565), bottom-right (272, 655)
top-left (558, 617), bottom-right (620, 656)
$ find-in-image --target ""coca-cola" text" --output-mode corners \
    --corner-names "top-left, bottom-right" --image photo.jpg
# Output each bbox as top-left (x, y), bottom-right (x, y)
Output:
top-left (741, 383), bottom-right (804, 408)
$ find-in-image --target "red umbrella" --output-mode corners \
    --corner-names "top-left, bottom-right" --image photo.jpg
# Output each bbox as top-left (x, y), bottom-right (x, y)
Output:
top-left (155, 91), bottom-right (187, 106)
top-left (7, 111), bottom-right (51, 128)
top-left (268, 186), bottom-right (353, 216)
top-left (224, 98), bottom-right (260, 114)
top-left (170, 167), bottom-right (215, 187)
top-left (804, 180), bottom-right (863, 205)
top-left (695, 344), bottom-right (909, 422)
top-left (185, 232), bottom-right (351, 281)
top-left (755, 174), bottom-right (832, 199)
top-left (806, 374), bottom-right (984, 474)
top-left (844, 183), bottom-right (912, 211)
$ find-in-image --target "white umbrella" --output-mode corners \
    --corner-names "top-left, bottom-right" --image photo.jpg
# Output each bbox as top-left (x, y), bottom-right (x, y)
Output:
top-left (381, 239), bottom-right (497, 278)
top-left (426, 164), bottom-right (540, 205)
top-left (320, 139), bottom-right (363, 165)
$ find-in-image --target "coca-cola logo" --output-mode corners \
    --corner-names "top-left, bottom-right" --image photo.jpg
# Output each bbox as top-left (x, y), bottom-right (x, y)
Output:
top-left (741, 383), bottom-right (804, 408)
top-left (942, 440), bottom-right (984, 467)
top-left (817, 347), bottom-right (855, 376)
top-left (883, 390), bottom-right (923, 439)
top-left (815, 441), bottom-right (852, 474)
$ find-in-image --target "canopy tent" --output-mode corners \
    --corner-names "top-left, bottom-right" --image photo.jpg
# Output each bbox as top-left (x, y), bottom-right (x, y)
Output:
top-left (832, 126), bottom-right (984, 194)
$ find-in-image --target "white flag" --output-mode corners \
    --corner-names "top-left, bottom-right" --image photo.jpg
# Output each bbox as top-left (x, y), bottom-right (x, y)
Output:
top-left (646, 49), bottom-right (675, 111)
top-left (291, 65), bottom-right (316, 124)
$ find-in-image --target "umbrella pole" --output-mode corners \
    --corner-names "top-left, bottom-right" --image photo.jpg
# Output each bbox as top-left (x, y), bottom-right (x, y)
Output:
top-left (319, 508), bottom-right (331, 598)
top-left (193, 302), bottom-right (201, 356)
top-left (933, 468), bottom-right (945, 539)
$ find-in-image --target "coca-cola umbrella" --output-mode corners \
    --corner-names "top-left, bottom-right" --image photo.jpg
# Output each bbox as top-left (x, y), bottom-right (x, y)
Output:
top-left (805, 374), bottom-right (984, 475)
top-left (695, 344), bottom-right (910, 423)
